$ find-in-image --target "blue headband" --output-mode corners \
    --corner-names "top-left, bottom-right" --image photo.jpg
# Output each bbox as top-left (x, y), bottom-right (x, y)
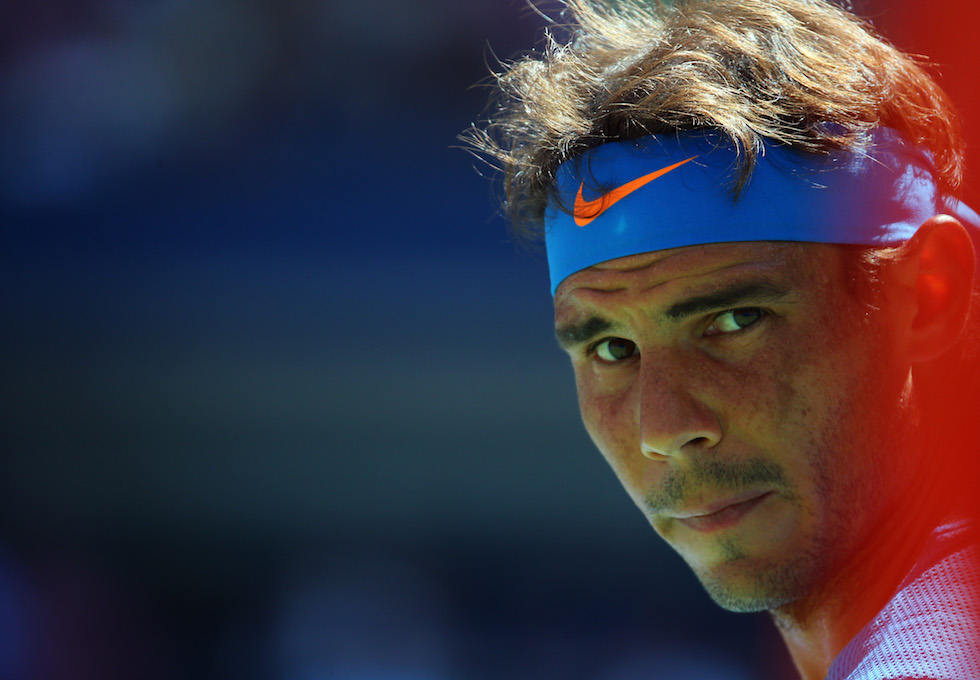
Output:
top-left (544, 128), bottom-right (979, 295)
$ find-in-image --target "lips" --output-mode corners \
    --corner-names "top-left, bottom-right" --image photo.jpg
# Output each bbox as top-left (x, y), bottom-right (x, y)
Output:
top-left (672, 491), bottom-right (773, 533)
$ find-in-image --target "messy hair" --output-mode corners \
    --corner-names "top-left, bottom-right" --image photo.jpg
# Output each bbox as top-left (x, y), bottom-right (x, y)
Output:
top-left (466, 0), bottom-right (964, 243)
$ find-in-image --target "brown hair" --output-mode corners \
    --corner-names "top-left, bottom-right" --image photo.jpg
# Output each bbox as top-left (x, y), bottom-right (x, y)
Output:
top-left (465, 0), bottom-right (964, 244)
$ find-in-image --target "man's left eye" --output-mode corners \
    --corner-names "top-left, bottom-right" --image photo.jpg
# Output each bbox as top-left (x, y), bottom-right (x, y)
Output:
top-left (705, 307), bottom-right (764, 336)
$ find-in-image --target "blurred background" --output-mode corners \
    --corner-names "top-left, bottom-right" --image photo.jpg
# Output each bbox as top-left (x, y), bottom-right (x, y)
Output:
top-left (0, 1), bottom-right (976, 678)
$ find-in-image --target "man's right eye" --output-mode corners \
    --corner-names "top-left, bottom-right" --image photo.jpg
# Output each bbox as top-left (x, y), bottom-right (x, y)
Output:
top-left (592, 337), bottom-right (638, 363)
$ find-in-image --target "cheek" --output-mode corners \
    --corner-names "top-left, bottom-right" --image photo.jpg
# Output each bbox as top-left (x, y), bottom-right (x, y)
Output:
top-left (708, 324), bottom-right (840, 472)
top-left (575, 371), bottom-right (647, 482)
top-left (576, 373), bottom-right (629, 453)
top-left (750, 352), bottom-right (816, 436)
top-left (752, 313), bottom-right (892, 505)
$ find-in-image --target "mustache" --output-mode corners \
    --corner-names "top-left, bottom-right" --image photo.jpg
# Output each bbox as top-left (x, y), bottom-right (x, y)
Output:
top-left (643, 457), bottom-right (788, 514)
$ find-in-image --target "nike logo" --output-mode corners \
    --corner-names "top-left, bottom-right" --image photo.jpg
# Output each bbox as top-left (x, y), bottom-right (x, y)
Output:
top-left (573, 156), bottom-right (698, 227)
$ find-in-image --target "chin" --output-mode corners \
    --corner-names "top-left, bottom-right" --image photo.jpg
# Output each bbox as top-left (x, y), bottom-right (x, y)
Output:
top-left (691, 551), bottom-right (821, 614)
top-left (699, 576), bottom-right (797, 613)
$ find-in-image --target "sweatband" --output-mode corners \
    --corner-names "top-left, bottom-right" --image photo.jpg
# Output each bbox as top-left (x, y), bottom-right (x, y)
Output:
top-left (544, 128), bottom-right (980, 295)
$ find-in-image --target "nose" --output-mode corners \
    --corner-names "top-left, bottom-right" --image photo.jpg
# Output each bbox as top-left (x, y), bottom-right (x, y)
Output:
top-left (637, 357), bottom-right (723, 459)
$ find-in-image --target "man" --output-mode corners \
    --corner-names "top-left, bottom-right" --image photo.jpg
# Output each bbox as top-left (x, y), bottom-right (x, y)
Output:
top-left (466, 0), bottom-right (980, 677)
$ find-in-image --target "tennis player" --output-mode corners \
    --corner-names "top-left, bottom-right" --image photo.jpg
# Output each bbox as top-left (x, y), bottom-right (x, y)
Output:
top-left (467, 1), bottom-right (980, 677)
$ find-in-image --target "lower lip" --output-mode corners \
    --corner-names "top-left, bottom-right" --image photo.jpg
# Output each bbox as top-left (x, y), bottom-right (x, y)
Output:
top-left (676, 493), bottom-right (773, 533)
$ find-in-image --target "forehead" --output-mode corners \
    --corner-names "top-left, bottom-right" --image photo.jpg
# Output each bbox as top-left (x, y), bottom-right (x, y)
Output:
top-left (553, 241), bottom-right (844, 320)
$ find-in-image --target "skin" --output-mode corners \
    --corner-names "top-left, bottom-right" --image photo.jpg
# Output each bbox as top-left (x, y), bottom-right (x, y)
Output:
top-left (554, 241), bottom-right (937, 678)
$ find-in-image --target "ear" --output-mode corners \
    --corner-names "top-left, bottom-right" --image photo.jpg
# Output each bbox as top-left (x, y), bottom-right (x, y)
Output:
top-left (900, 215), bottom-right (976, 363)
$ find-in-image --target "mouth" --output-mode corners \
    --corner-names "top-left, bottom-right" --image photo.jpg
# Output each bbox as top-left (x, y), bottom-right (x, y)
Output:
top-left (672, 491), bottom-right (773, 533)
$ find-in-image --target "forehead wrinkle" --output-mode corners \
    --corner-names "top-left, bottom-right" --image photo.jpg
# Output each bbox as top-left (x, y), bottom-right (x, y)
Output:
top-left (566, 258), bottom-right (778, 307)
top-left (569, 243), bottom-right (796, 295)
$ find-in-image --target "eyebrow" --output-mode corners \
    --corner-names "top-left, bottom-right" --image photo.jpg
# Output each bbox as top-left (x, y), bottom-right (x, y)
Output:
top-left (555, 315), bottom-right (614, 351)
top-left (555, 279), bottom-right (790, 350)
top-left (664, 280), bottom-right (790, 321)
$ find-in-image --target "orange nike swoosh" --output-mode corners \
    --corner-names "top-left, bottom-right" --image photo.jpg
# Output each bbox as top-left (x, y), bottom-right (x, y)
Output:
top-left (573, 156), bottom-right (698, 227)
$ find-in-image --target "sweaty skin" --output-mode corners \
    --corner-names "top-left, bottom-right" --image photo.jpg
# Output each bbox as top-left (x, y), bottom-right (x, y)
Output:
top-left (555, 241), bottom-right (933, 677)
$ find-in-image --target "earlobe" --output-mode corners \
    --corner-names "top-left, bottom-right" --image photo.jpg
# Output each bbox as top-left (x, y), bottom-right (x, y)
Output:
top-left (903, 215), bottom-right (976, 363)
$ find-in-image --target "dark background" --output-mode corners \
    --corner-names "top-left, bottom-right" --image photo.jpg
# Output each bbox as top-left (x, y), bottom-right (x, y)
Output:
top-left (1, 1), bottom-right (977, 678)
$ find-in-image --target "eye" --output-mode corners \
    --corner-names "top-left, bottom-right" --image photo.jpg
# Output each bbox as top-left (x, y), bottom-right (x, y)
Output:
top-left (592, 337), bottom-right (638, 363)
top-left (704, 307), bottom-right (765, 336)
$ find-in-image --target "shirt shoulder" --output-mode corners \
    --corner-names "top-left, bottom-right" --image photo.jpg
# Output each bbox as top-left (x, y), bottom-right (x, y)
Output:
top-left (825, 520), bottom-right (980, 680)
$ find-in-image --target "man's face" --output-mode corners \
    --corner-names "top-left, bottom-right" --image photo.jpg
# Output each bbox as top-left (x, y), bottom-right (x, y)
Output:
top-left (554, 241), bottom-right (918, 612)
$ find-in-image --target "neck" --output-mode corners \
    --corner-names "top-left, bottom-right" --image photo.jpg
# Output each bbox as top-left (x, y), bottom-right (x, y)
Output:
top-left (770, 519), bottom-right (931, 678)
top-left (770, 455), bottom-right (955, 679)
